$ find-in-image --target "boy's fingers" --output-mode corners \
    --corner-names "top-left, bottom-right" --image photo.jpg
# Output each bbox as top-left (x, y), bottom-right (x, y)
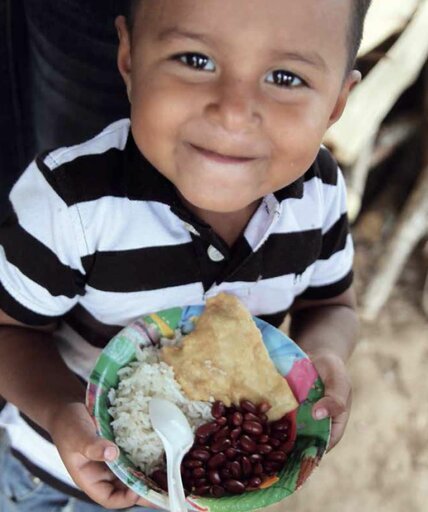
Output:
top-left (81, 437), bottom-right (119, 462)
top-left (312, 395), bottom-right (347, 420)
top-left (328, 410), bottom-right (350, 451)
top-left (313, 363), bottom-right (351, 419)
top-left (137, 497), bottom-right (161, 508)
top-left (84, 480), bottom-right (140, 509)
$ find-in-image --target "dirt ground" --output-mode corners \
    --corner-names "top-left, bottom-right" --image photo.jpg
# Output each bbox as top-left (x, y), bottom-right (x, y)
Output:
top-left (269, 240), bottom-right (428, 512)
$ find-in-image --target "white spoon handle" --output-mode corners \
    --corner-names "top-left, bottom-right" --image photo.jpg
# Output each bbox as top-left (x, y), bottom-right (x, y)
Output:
top-left (165, 447), bottom-right (187, 512)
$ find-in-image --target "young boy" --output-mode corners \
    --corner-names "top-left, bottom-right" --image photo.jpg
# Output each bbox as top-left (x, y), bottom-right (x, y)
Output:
top-left (0, 0), bottom-right (371, 510)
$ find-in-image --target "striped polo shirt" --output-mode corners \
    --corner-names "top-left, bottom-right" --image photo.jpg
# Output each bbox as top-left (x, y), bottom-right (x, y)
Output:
top-left (0, 118), bottom-right (353, 498)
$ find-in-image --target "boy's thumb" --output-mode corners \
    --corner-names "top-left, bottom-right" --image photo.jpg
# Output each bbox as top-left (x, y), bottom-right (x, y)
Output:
top-left (312, 396), bottom-right (346, 421)
top-left (81, 437), bottom-right (119, 462)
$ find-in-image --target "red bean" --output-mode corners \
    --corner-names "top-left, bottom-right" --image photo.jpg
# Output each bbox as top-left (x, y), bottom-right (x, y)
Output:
top-left (212, 401), bottom-right (226, 418)
top-left (194, 478), bottom-right (208, 487)
top-left (194, 485), bottom-right (211, 496)
top-left (207, 452), bottom-right (226, 469)
top-left (239, 435), bottom-right (257, 453)
top-left (225, 447), bottom-right (238, 459)
top-left (190, 449), bottom-right (210, 461)
top-left (257, 444), bottom-right (273, 455)
top-left (241, 456), bottom-right (252, 477)
top-left (220, 468), bottom-right (233, 480)
top-left (248, 477), bottom-right (262, 489)
top-left (230, 427), bottom-right (242, 440)
top-left (211, 438), bottom-right (232, 453)
top-left (196, 437), bottom-right (209, 446)
top-left (211, 485), bottom-right (226, 498)
top-left (271, 431), bottom-right (289, 441)
top-left (267, 450), bottom-right (286, 463)
top-left (192, 467), bottom-right (206, 478)
top-left (242, 421), bottom-right (263, 436)
top-left (183, 459), bottom-right (203, 469)
top-left (253, 462), bottom-right (264, 476)
top-left (257, 402), bottom-right (271, 414)
top-left (272, 421), bottom-right (289, 432)
top-left (216, 416), bottom-right (228, 427)
top-left (250, 453), bottom-right (263, 463)
top-left (263, 462), bottom-right (282, 475)
top-left (213, 426), bottom-right (230, 442)
top-left (196, 421), bottom-right (220, 438)
top-left (231, 412), bottom-right (243, 426)
top-left (259, 435), bottom-right (269, 444)
top-left (208, 469), bottom-right (222, 485)
top-left (228, 460), bottom-right (242, 479)
top-left (244, 412), bottom-right (261, 422)
top-left (224, 479), bottom-right (246, 494)
top-left (240, 400), bottom-right (257, 414)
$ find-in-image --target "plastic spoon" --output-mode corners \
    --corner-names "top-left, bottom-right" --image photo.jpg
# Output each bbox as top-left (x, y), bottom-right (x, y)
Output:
top-left (149, 398), bottom-right (194, 512)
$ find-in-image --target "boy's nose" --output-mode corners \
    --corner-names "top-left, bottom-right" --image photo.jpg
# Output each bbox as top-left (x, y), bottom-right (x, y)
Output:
top-left (205, 78), bottom-right (262, 134)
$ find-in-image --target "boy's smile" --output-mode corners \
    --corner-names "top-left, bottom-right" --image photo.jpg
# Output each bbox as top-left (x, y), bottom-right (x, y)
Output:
top-left (116, 0), bottom-right (359, 237)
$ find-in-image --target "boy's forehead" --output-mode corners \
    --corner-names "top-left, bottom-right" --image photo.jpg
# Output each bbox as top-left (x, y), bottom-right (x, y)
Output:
top-left (136, 0), bottom-right (351, 68)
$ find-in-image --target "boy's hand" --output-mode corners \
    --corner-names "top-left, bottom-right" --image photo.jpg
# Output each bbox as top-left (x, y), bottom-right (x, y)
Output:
top-left (48, 402), bottom-right (157, 509)
top-left (309, 350), bottom-right (352, 451)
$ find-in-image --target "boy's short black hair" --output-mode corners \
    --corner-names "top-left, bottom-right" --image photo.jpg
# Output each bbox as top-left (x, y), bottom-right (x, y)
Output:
top-left (347, 0), bottom-right (372, 70)
top-left (125, 0), bottom-right (372, 72)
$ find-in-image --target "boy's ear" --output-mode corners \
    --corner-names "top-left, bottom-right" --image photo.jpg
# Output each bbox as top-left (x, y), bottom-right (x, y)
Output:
top-left (327, 70), bottom-right (361, 128)
top-left (115, 16), bottom-right (133, 102)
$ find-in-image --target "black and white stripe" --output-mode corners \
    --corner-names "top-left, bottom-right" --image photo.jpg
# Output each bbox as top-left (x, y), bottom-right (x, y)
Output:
top-left (0, 118), bottom-right (354, 495)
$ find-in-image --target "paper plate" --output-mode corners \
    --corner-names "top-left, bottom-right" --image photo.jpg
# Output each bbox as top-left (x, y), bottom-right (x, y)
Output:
top-left (86, 305), bottom-right (330, 511)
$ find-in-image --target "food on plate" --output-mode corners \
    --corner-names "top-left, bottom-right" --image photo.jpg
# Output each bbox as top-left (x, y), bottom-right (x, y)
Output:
top-left (108, 293), bottom-right (298, 497)
top-left (161, 293), bottom-right (298, 421)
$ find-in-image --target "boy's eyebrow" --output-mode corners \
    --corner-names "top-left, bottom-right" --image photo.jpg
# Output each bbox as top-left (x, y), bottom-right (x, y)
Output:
top-left (156, 27), bottom-right (213, 45)
top-left (271, 50), bottom-right (328, 71)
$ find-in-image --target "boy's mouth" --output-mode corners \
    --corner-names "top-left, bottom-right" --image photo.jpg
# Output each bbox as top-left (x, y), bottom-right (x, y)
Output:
top-left (188, 143), bottom-right (258, 164)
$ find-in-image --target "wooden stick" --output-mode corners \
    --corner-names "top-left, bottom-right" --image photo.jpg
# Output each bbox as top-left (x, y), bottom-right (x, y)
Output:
top-left (361, 164), bottom-right (428, 321)
top-left (345, 116), bottom-right (419, 222)
top-left (422, 242), bottom-right (428, 317)
top-left (358, 0), bottom-right (420, 57)
top-left (370, 115), bottom-right (420, 168)
top-left (346, 132), bottom-right (377, 223)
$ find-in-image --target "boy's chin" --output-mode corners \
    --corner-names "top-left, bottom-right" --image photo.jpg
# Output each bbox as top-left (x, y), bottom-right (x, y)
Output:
top-left (179, 190), bottom-right (256, 216)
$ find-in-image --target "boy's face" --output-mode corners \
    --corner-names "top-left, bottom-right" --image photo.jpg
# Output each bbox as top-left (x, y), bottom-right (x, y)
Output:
top-left (117, 0), bottom-right (359, 216)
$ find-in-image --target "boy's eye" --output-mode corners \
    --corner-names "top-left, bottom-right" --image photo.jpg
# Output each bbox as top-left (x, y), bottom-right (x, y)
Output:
top-left (174, 52), bottom-right (216, 72)
top-left (265, 70), bottom-right (304, 88)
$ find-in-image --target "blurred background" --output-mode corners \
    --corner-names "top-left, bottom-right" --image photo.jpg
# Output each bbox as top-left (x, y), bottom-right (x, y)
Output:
top-left (1, 0), bottom-right (427, 511)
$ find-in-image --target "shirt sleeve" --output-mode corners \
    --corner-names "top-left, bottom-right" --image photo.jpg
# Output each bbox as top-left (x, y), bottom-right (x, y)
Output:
top-left (300, 159), bottom-right (354, 300)
top-left (0, 159), bottom-right (87, 325)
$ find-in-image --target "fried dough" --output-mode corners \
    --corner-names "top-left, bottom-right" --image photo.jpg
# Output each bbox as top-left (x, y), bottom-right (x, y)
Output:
top-left (161, 293), bottom-right (298, 420)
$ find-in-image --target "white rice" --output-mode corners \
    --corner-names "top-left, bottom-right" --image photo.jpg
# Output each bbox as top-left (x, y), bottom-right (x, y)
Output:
top-left (108, 343), bottom-right (213, 474)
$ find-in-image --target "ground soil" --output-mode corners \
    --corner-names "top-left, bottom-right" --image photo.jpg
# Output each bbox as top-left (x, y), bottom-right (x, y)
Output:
top-left (269, 235), bottom-right (428, 512)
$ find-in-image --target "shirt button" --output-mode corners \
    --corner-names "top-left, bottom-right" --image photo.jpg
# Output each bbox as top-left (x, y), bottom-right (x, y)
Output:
top-left (207, 245), bottom-right (225, 262)
top-left (183, 222), bottom-right (200, 236)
